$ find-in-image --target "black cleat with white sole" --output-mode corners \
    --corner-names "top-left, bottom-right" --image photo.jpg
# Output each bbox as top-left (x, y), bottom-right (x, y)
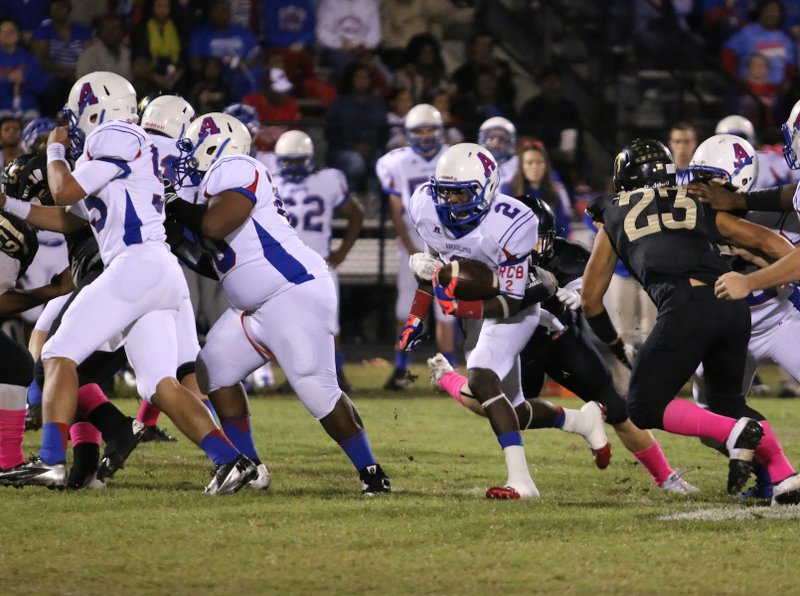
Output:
top-left (359, 464), bottom-right (391, 496)
top-left (725, 418), bottom-right (764, 495)
top-left (97, 418), bottom-right (147, 481)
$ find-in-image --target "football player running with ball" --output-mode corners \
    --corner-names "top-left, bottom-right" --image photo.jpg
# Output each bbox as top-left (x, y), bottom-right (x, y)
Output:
top-left (399, 142), bottom-right (548, 500)
top-left (166, 113), bottom-right (391, 496)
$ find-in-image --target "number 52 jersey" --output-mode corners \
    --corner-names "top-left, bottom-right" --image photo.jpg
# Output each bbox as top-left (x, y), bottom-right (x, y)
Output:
top-left (407, 184), bottom-right (538, 300)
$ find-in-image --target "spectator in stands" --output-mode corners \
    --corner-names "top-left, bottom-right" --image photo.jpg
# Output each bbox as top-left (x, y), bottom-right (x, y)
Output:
top-left (261, 0), bottom-right (317, 93)
top-left (0, 19), bottom-right (45, 119)
top-left (738, 51), bottom-right (782, 128)
top-left (667, 121), bottom-right (698, 185)
top-left (0, 115), bottom-right (22, 169)
top-left (722, 0), bottom-right (796, 93)
top-left (394, 33), bottom-right (448, 104)
top-left (315, 0), bottom-right (380, 81)
top-left (229, 0), bottom-right (259, 32)
top-left (324, 62), bottom-right (387, 191)
top-left (452, 32), bottom-right (516, 109)
top-left (189, 0), bottom-right (261, 99)
top-left (0, 0), bottom-right (48, 43)
top-left (504, 140), bottom-right (572, 237)
top-left (243, 67), bottom-right (301, 152)
top-left (632, 0), bottom-right (700, 70)
top-left (31, 0), bottom-right (92, 116)
top-left (517, 64), bottom-right (581, 189)
top-left (385, 86), bottom-right (413, 150)
top-left (377, 0), bottom-right (472, 71)
top-left (452, 71), bottom-right (514, 141)
top-left (130, 0), bottom-right (186, 94)
top-left (697, 0), bottom-right (750, 52)
top-left (76, 15), bottom-right (132, 80)
top-left (189, 57), bottom-right (231, 113)
top-left (65, 0), bottom-right (108, 30)
top-left (427, 86), bottom-right (464, 146)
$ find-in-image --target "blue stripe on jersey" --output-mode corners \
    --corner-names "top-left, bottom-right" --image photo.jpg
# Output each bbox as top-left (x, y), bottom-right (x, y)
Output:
top-left (100, 124), bottom-right (147, 144)
top-left (232, 185), bottom-right (258, 205)
top-left (789, 285), bottom-right (800, 311)
top-left (252, 220), bottom-right (314, 284)
top-left (498, 211), bottom-right (535, 247)
top-left (746, 288), bottom-right (778, 307)
top-left (95, 156), bottom-right (132, 180)
top-left (499, 254), bottom-right (528, 266)
top-left (123, 190), bottom-right (143, 246)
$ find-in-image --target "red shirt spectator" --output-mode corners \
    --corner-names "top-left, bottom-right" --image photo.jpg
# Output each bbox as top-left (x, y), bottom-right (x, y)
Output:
top-left (243, 67), bottom-right (301, 151)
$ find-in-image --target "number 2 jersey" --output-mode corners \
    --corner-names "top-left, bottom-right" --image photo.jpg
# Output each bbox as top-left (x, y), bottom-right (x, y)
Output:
top-left (70, 120), bottom-right (167, 265)
top-left (603, 186), bottom-right (729, 308)
top-left (196, 154), bottom-right (329, 310)
top-left (408, 184), bottom-right (538, 300)
top-left (273, 168), bottom-right (349, 259)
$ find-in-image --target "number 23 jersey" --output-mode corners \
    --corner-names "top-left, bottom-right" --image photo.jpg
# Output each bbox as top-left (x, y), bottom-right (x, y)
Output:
top-left (603, 186), bottom-right (728, 294)
top-left (198, 154), bottom-right (329, 310)
top-left (408, 184), bottom-right (538, 299)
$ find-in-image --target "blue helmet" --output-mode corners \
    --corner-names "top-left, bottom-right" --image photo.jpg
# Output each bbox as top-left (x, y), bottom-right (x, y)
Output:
top-left (21, 117), bottom-right (57, 154)
top-left (223, 103), bottom-right (261, 138)
top-left (430, 143), bottom-right (500, 237)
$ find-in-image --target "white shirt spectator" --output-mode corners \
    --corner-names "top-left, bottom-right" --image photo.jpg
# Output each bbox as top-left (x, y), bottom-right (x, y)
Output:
top-left (316, 0), bottom-right (380, 51)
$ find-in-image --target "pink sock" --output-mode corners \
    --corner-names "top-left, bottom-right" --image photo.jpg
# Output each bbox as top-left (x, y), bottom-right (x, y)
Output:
top-left (662, 399), bottom-right (736, 443)
top-left (439, 371), bottom-right (468, 404)
top-left (137, 401), bottom-right (161, 427)
top-left (0, 409), bottom-right (25, 469)
top-left (755, 421), bottom-right (795, 483)
top-left (632, 439), bottom-right (673, 485)
top-left (76, 384), bottom-right (109, 418)
top-left (70, 421), bottom-right (101, 446)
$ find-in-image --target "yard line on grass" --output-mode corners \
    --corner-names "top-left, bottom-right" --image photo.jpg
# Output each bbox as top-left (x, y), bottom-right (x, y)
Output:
top-left (660, 506), bottom-right (800, 521)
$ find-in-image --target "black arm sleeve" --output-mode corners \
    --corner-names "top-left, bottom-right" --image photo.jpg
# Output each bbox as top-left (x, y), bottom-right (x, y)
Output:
top-left (585, 309), bottom-right (620, 344)
top-left (164, 217), bottom-right (218, 280)
top-left (521, 266), bottom-right (558, 309)
top-left (165, 199), bottom-right (208, 235)
top-left (744, 187), bottom-right (786, 212)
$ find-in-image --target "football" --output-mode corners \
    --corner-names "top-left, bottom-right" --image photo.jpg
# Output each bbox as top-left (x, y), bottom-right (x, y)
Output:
top-left (436, 259), bottom-right (500, 300)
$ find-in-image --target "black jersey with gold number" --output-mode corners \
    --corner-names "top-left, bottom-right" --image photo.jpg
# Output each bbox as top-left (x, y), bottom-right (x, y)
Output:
top-left (0, 211), bottom-right (38, 277)
top-left (603, 186), bottom-right (729, 307)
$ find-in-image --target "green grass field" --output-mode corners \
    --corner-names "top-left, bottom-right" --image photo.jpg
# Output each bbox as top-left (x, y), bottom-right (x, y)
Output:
top-left (2, 363), bottom-right (800, 595)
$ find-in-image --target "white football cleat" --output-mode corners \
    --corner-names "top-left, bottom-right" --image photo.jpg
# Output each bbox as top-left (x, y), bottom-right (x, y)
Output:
top-left (247, 463), bottom-right (272, 491)
top-left (659, 471), bottom-right (699, 494)
top-left (427, 352), bottom-right (454, 389)
top-left (771, 473), bottom-right (800, 506)
top-left (580, 401), bottom-right (612, 469)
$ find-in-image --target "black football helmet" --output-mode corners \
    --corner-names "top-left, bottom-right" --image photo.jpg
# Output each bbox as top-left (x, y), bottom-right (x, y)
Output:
top-left (1, 153), bottom-right (54, 206)
top-left (613, 138), bottom-right (676, 191)
top-left (520, 194), bottom-right (557, 260)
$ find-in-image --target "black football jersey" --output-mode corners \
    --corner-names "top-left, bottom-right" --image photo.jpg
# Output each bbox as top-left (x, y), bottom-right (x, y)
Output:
top-left (540, 238), bottom-right (590, 287)
top-left (0, 211), bottom-right (38, 277)
top-left (603, 186), bottom-right (729, 307)
top-left (65, 227), bottom-right (102, 285)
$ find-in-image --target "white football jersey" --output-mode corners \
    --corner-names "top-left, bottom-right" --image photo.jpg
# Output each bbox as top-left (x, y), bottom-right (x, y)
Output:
top-left (198, 154), bottom-right (329, 310)
top-left (408, 185), bottom-right (538, 300)
top-left (756, 149), bottom-right (800, 189)
top-left (71, 121), bottom-right (167, 265)
top-left (376, 145), bottom-right (447, 251)
top-left (747, 285), bottom-right (797, 334)
top-left (274, 168), bottom-right (349, 258)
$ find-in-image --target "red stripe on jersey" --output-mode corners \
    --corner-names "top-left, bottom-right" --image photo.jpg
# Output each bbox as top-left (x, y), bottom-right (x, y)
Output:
top-left (244, 170), bottom-right (259, 195)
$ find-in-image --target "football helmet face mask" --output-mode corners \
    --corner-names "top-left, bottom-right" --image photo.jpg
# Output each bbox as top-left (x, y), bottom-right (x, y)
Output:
top-left (688, 133), bottom-right (759, 191)
top-left (431, 143), bottom-right (500, 237)
top-left (64, 71), bottom-right (138, 159)
top-left (783, 99), bottom-right (800, 170)
top-left (1, 153), bottom-right (54, 206)
top-left (174, 113), bottom-right (252, 187)
top-left (404, 103), bottom-right (444, 156)
top-left (715, 115), bottom-right (757, 147)
top-left (140, 95), bottom-right (196, 139)
top-left (21, 117), bottom-right (57, 154)
top-left (275, 130), bottom-right (314, 182)
top-left (478, 117), bottom-right (517, 163)
top-left (613, 138), bottom-right (676, 191)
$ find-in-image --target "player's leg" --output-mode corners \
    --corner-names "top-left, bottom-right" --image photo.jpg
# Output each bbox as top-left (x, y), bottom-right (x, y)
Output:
top-left (197, 307), bottom-right (271, 490)
top-left (467, 307), bottom-right (542, 499)
top-left (247, 276), bottom-right (390, 495)
top-left (0, 331), bottom-right (34, 477)
top-left (128, 309), bottom-right (256, 495)
top-left (329, 268), bottom-right (353, 392)
top-left (385, 250), bottom-right (418, 390)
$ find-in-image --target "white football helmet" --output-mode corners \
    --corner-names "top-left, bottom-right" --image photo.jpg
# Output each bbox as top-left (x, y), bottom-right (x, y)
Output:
top-left (431, 143), bottom-right (500, 235)
top-left (65, 71), bottom-right (138, 157)
top-left (688, 133), bottom-right (759, 191)
top-left (175, 112), bottom-right (251, 185)
top-left (783, 98), bottom-right (800, 170)
top-left (715, 115), bottom-right (757, 147)
top-left (478, 116), bottom-right (517, 163)
top-left (275, 130), bottom-right (314, 182)
top-left (140, 95), bottom-right (195, 139)
top-left (404, 103), bottom-right (444, 156)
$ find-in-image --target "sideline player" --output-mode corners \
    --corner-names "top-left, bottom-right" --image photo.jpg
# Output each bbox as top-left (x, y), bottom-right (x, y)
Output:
top-left (478, 116), bottom-right (519, 188)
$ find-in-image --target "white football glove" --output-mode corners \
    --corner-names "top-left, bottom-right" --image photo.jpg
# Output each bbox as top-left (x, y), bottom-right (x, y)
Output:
top-left (409, 252), bottom-right (444, 282)
top-left (555, 286), bottom-right (581, 311)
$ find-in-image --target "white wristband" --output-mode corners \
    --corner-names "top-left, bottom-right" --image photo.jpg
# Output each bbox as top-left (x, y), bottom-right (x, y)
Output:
top-left (3, 196), bottom-right (32, 219)
top-left (46, 144), bottom-right (68, 165)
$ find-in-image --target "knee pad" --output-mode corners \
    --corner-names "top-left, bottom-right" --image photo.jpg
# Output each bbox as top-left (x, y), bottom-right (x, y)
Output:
top-left (626, 394), bottom-right (661, 431)
top-left (177, 361), bottom-right (196, 383)
top-left (2, 346), bottom-right (34, 387)
top-left (195, 354), bottom-right (211, 395)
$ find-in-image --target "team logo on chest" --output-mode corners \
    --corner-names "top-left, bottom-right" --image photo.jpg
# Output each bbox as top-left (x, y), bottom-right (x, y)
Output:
top-left (78, 83), bottom-right (99, 115)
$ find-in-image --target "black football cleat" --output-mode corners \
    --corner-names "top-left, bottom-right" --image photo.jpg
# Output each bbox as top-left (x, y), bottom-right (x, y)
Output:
top-left (204, 455), bottom-right (258, 495)
top-left (97, 418), bottom-right (147, 481)
top-left (141, 425), bottom-right (178, 443)
top-left (725, 418), bottom-right (764, 495)
top-left (359, 464), bottom-right (392, 496)
top-left (383, 368), bottom-right (417, 391)
top-left (25, 403), bottom-right (42, 431)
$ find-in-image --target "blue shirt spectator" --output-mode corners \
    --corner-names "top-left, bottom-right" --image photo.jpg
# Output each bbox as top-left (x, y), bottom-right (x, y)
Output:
top-left (262, 0), bottom-right (316, 48)
top-left (0, 0), bottom-right (49, 36)
top-left (0, 19), bottom-right (46, 116)
top-left (31, 0), bottom-right (92, 77)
